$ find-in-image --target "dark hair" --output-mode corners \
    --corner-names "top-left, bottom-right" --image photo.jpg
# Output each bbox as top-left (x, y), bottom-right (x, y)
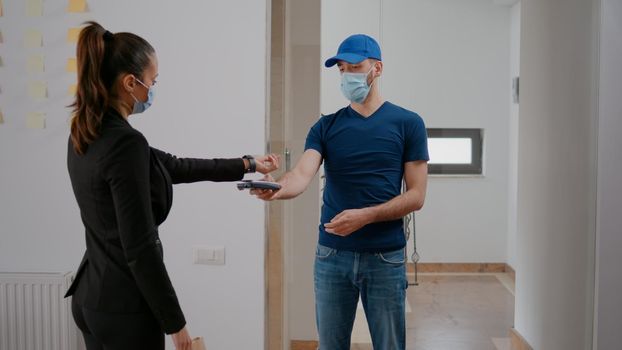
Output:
top-left (69, 21), bottom-right (155, 155)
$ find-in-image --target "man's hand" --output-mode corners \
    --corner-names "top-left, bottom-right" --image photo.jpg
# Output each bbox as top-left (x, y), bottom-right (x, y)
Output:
top-left (324, 208), bottom-right (375, 236)
top-left (250, 174), bottom-right (281, 201)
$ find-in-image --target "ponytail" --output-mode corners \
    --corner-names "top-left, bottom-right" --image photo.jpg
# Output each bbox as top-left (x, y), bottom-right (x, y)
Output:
top-left (69, 21), bottom-right (155, 155)
top-left (70, 21), bottom-right (108, 155)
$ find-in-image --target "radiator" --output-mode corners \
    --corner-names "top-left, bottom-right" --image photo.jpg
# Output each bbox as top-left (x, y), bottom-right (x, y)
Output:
top-left (0, 272), bottom-right (84, 350)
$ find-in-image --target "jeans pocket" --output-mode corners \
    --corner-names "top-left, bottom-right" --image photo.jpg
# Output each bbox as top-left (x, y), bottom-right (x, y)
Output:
top-left (377, 248), bottom-right (405, 264)
top-left (315, 244), bottom-right (335, 259)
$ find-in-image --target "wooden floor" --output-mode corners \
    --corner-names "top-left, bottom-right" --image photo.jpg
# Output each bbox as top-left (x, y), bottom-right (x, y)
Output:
top-left (350, 273), bottom-right (515, 350)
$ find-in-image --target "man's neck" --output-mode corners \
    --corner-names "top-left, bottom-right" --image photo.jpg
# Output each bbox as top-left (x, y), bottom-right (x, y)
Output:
top-left (350, 92), bottom-right (384, 118)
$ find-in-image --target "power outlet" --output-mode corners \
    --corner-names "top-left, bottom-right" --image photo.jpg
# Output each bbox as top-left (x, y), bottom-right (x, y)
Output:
top-left (193, 246), bottom-right (225, 265)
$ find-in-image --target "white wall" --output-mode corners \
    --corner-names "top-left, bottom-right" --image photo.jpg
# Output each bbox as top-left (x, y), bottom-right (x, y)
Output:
top-left (594, 0), bottom-right (622, 348)
top-left (0, 1), bottom-right (268, 349)
top-left (507, 2), bottom-right (520, 270)
top-left (322, 0), bottom-right (513, 263)
top-left (514, 0), bottom-right (597, 348)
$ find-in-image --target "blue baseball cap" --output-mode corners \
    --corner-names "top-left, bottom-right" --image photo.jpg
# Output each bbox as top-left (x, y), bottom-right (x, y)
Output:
top-left (324, 34), bottom-right (382, 68)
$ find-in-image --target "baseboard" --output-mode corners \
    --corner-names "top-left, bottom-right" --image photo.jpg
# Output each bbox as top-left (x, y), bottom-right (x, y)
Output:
top-left (505, 263), bottom-right (516, 282)
top-left (510, 328), bottom-right (533, 350)
top-left (292, 330), bottom-right (529, 350)
top-left (407, 262), bottom-right (507, 273)
top-left (291, 340), bottom-right (318, 350)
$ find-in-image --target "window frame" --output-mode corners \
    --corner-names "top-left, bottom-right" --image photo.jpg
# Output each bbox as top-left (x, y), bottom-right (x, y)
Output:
top-left (426, 128), bottom-right (483, 175)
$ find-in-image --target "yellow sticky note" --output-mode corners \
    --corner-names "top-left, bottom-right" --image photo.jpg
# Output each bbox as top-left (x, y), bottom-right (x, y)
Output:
top-left (29, 81), bottom-right (47, 99)
top-left (25, 30), bottom-right (43, 48)
top-left (26, 0), bottom-right (43, 17)
top-left (68, 84), bottom-right (77, 96)
top-left (27, 55), bottom-right (45, 73)
top-left (66, 58), bottom-right (77, 73)
top-left (27, 112), bottom-right (46, 129)
top-left (67, 28), bottom-right (81, 43)
top-left (67, 0), bottom-right (87, 13)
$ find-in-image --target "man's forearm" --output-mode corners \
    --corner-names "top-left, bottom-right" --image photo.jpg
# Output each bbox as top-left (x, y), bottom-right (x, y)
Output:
top-left (273, 150), bottom-right (322, 200)
top-left (276, 169), bottom-right (311, 200)
top-left (367, 188), bottom-right (425, 223)
top-left (323, 188), bottom-right (425, 237)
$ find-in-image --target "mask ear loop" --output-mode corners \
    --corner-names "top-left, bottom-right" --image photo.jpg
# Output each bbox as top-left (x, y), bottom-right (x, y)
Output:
top-left (129, 76), bottom-right (149, 102)
top-left (127, 76), bottom-right (139, 107)
top-left (366, 65), bottom-right (377, 88)
top-left (134, 77), bottom-right (149, 89)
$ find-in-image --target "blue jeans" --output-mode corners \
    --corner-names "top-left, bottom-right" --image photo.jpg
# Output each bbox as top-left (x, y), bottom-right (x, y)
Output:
top-left (314, 244), bottom-right (407, 350)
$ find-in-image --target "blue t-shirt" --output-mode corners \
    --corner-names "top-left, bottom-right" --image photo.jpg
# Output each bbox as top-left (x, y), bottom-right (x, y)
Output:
top-left (305, 101), bottom-right (429, 252)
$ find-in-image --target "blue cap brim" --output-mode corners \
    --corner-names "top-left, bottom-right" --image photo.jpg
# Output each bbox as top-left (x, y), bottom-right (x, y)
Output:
top-left (324, 53), bottom-right (368, 67)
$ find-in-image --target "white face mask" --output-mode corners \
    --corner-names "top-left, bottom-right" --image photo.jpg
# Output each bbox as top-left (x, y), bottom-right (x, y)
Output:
top-left (131, 77), bottom-right (155, 114)
top-left (340, 66), bottom-right (374, 104)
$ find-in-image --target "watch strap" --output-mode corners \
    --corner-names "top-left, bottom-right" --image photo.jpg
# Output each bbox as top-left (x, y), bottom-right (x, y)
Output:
top-left (243, 155), bottom-right (256, 173)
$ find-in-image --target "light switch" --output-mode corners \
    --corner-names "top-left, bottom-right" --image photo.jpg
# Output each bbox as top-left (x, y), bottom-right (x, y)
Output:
top-left (193, 246), bottom-right (225, 265)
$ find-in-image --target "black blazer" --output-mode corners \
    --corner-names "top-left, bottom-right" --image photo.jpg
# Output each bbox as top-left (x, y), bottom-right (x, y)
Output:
top-left (65, 109), bottom-right (245, 334)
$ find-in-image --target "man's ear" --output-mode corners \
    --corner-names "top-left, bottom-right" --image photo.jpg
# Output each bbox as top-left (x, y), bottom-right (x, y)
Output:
top-left (121, 73), bottom-right (136, 93)
top-left (374, 61), bottom-right (384, 76)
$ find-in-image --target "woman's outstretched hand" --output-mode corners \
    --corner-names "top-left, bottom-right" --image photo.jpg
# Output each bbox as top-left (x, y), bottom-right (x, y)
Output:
top-left (255, 154), bottom-right (280, 174)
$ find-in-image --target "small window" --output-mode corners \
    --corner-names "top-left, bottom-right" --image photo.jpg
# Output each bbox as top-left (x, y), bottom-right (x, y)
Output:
top-left (427, 128), bottom-right (483, 175)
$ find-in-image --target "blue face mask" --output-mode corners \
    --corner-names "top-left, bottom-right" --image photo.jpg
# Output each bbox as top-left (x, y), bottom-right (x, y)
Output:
top-left (340, 66), bottom-right (375, 104)
top-left (131, 77), bottom-right (155, 114)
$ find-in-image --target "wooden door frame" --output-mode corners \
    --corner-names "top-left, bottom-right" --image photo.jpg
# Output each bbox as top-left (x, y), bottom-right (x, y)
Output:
top-left (265, 0), bottom-right (286, 349)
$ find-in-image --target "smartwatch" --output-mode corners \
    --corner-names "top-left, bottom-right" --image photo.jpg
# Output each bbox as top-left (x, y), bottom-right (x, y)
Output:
top-left (242, 155), bottom-right (256, 173)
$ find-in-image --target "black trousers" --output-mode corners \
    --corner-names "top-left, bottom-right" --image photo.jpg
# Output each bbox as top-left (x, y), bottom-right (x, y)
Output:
top-left (71, 298), bottom-right (164, 350)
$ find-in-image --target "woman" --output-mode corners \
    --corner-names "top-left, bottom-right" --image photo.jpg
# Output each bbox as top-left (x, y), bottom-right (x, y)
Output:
top-left (65, 21), bottom-right (278, 350)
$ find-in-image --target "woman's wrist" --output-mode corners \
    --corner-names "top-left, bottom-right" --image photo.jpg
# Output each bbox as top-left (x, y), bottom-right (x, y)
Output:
top-left (242, 155), bottom-right (256, 173)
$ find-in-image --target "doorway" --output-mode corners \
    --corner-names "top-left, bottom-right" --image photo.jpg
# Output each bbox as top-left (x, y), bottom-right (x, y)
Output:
top-left (266, 0), bottom-right (521, 349)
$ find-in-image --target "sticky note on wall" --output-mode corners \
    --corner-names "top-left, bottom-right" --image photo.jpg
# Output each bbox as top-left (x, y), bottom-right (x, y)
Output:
top-left (25, 30), bottom-right (42, 48)
top-left (67, 28), bottom-right (81, 43)
top-left (29, 81), bottom-right (47, 99)
top-left (66, 58), bottom-right (77, 73)
top-left (26, 0), bottom-right (43, 17)
top-left (27, 112), bottom-right (45, 129)
top-left (67, 0), bottom-right (87, 13)
top-left (68, 84), bottom-right (77, 96)
top-left (27, 55), bottom-right (45, 73)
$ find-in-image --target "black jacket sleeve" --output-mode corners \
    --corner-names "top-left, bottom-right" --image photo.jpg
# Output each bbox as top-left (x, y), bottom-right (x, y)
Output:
top-left (102, 131), bottom-right (185, 334)
top-left (151, 147), bottom-right (246, 184)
